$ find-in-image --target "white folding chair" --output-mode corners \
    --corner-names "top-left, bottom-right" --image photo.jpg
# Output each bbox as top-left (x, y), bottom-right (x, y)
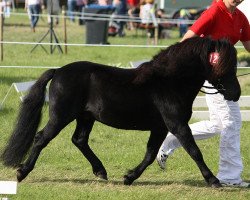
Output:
top-left (130, 59), bottom-right (150, 68)
top-left (13, 80), bottom-right (37, 101)
top-left (0, 80), bottom-right (49, 109)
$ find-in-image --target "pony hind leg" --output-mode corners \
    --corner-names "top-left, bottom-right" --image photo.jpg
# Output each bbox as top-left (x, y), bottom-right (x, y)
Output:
top-left (171, 124), bottom-right (221, 188)
top-left (17, 119), bottom-right (69, 182)
top-left (124, 128), bottom-right (167, 185)
top-left (72, 114), bottom-right (108, 180)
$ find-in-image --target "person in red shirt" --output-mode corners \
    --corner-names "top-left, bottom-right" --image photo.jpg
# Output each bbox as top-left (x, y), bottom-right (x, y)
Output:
top-left (157, 0), bottom-right (250, 188)
top-left (184, 0), bottom-right (250, 46)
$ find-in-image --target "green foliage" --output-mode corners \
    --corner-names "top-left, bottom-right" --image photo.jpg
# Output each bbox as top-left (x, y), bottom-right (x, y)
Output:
top-left (238, 52), bottom-right (250, 65)
top-left (238, 52), bottom-right (250, 61)
top-left (0, 11), bottom-right (250, 200)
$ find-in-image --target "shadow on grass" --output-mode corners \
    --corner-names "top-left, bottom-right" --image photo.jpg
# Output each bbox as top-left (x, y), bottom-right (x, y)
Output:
top-left (0, 107), bottom-right (15, 115)
top-left (29, 177), bottom-right (230, 189)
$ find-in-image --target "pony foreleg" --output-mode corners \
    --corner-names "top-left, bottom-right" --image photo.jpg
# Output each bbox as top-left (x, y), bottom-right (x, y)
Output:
top-left (172, 124), bottom-right (222, 188)
top-left (124, 129), bottom-right (167, 185)
top-left (72, 116), bottom-right (108, 180)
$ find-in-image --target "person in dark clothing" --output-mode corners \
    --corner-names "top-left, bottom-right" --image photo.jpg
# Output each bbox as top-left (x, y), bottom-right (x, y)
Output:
top-left (113, 0), bottom-right (127, 37)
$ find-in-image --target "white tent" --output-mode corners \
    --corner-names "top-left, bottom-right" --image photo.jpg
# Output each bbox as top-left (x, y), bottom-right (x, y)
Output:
top-left (238, 0), bottom-right (250, 23)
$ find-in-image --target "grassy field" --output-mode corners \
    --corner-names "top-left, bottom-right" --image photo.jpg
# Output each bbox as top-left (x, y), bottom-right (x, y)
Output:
top-left (0, 11), bottom-right (250, 200)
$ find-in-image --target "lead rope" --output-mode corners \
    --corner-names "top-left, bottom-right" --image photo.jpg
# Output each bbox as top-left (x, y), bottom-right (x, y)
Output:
top-left (200, 71), bottom-right (250, 95)
top-left (237, 72), bottom-right (250, 77)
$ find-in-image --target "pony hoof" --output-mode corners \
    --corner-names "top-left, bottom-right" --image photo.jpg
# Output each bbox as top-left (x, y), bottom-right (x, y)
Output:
top-left (209, 177), bottom-right (222, 188)
top-left (123, 175), bottom-right (133, 185)
top-left (94, 171), bottom-right (108, 180)
top-left (17, 168), bottom-right (26, 182)
top-left (211, 182), bottom-right (222, 188)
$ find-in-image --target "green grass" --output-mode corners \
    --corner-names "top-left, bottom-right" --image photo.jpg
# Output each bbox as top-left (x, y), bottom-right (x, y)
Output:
top-left (0, 11), bottom-right (250, 200)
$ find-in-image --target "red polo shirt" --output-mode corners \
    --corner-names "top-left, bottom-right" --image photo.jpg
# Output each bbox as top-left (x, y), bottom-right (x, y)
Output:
top-left (190, 0), bottom-right (250, 45)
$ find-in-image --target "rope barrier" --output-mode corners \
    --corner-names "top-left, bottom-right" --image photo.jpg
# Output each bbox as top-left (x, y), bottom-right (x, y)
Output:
top-left (0, 40), bottom-right (166, 48)
top-left (0, 41), bottom-right (245, 49)
top-left (0, 66), bottom-right (59, 69)
top-left (4, 11), bottom-right (196, 24)
top-left (0, 41), bottom-right (166, 48)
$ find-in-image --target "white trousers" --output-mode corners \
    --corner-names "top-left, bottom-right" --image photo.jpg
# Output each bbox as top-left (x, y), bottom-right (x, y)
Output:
top-left (160, 81), bottom-right (243, 184)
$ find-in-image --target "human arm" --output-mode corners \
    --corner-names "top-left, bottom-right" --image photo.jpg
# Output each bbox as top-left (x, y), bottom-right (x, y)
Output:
top-left (180, 30), bottom-right (199, 42)
top-left (240, 13), bottom-right (250, 52)
top-left (242, 41), bottom-right (250, 52)
top-left (180, 5), bottom-right (216, 42)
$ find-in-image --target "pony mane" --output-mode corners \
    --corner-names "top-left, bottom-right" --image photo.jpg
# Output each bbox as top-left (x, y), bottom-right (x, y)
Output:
top-left (133, 37), bottom-right (236, 84)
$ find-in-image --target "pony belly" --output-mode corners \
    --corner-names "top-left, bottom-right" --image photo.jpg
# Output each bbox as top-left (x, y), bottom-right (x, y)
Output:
top-left (99, 120), bottom-right (152, 131)
top-left (95, 110), bottom-right (153, 130)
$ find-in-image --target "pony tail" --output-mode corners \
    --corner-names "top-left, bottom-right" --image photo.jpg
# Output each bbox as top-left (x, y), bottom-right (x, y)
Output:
top-left (1, 69), bottom-right (56, 167)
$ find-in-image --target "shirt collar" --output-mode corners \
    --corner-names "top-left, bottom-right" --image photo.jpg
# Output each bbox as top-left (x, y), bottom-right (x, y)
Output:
top-left (217, 0), bottom-right (239, 16)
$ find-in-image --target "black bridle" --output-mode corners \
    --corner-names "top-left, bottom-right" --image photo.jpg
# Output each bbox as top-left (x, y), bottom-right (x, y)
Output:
top-left (200, 71), bottom-right (250, 95)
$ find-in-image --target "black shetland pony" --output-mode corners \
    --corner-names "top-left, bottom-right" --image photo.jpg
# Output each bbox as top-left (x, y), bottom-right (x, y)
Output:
top-left (1, 37), bottom-right (240, 187)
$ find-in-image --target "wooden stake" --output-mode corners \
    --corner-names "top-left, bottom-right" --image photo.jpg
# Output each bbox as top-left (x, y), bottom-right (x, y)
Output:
top-left (0, 1), bottom-right (3, 61)
top-left (62, 5), bottom-right (67, 54)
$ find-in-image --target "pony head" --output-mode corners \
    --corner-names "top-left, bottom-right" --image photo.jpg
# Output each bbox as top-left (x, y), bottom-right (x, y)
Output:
top-left (206, 39), bottom-right (240, 101)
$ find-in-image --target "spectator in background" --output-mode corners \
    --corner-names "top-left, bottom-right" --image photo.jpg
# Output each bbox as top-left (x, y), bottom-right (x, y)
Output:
top-left (0, 0), bottom-right (11, 18)
top-left (139, 0), bottom-right (155, 38)
top-left (67, 0), bottom-right (77, 22)
top-left (47, 0), bottom-right (60, 25)
top-left (98, 0), bottom-right (109, 5)
top-left (155, 8), bottom-right (169, 39)
top-left (113, 0), bottom-right (127, 37)
top-left (139, 0), bottom-right (151, 24)
top-left (87, 0), bottom-right (98, 6)
top-left (87, 0), bottom-right (113, 7)
top-left (25, 0), bottom-right (44, 32)
top-left (127, 0), bottom-right (140, 10)
top-left (177, 9), bottom-right (188, 37)
top-left (77, 0), bottom-right (86, 25)
top-left (127, 0), bottom-right (140, 30)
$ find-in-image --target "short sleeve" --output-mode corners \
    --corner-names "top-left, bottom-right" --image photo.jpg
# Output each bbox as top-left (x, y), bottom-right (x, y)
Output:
top-left (240, 16), bottom-right (250, 42)
top-left (190, 8), bottom-right (215, 36)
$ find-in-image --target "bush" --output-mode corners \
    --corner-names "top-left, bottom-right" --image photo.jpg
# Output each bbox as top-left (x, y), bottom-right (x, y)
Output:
top-left (238, 52), bottom-right (250, 67)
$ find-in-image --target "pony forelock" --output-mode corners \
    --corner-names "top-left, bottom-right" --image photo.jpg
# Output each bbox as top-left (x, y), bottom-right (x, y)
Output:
top-left (208, 39), bottom-right (237, 81)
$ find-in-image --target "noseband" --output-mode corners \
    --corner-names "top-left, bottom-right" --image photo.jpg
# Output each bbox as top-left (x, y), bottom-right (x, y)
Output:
top-left (201, 72), bottom-right (250, 95)
top-left (200, 79), bottom-right (225, 95)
